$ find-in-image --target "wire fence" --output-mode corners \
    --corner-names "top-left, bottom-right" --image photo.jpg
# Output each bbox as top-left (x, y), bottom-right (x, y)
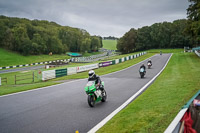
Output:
top-left (0, 70), bottom-right (42, 86)
top-left (1, 77), bottom-right (7, 85)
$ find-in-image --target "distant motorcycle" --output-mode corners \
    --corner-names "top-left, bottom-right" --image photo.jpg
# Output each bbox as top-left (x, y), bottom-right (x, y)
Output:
top-left (84, 81), bottom-right (107, 107)
top-left (147, 62), bottom-right (152, 69)
top-left (139, 67), bottom-right (146, 78)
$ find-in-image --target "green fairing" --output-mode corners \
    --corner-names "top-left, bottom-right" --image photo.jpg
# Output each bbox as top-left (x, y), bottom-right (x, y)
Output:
top-left (84, 81), bottom-right (106, 107)
top-left (84, 81), bottom-right (104, 93)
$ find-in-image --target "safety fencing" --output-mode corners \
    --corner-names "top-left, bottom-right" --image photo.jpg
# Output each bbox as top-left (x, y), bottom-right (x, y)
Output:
top-left (195, 50), bottom-right (200, 57)
top-left (0, 77), bottom-right (7, 86)
top-left (164, 90), bottom-right (200, 133)
top-left (0, 59), bottom-right (70, 70)
top-left (1, 77), bottom-right (7, 84)
top-left (0, 71), bottom-right (42, 86)
top-left (42, 52), bottom-right (146, 81)
top-left (42, 63), bottom-right (99, 81)
top-left (71, 52), bottom-right (108, 62)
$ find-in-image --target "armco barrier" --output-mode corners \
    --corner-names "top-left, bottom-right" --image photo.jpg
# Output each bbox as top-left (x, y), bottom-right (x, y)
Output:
top-left (42, 70), bottom-right (56, 81)
top-left (115, 59), bottom-right (119, 64)
top-left (41, 52), bottom-right (147, 81)
top-left (67, 67), bottom-right (77, 75)
top-left (55, 69), bottom-right (67, 78)
top-left (195, 50), bottom-right (200, 57)
top-left (99, 61), bottom-right (112, 67)
top-left (164, 90), bottom-right (200, 133)
top-left (0, 59), bottom-right (70, 70)
top-left (112, 60), bottom-right (116, 65)
top-left (77, 63), bottom-right (99, 73)
top-left (121, 58), bottom-right (124, 62)
top-left (98, 52), bottom-right (147, 68)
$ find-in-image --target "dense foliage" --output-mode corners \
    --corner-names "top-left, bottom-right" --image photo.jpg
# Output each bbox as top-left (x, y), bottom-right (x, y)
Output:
top-left (186, 0), bottom-right (200, 46)
top-left (103, 36), bottom-right (118, 40)
top-left (117, 0), bottom-right (200, 54)
top-left (117, 19), bottom-right (193, 53)
top-left (0, 15), bottom-right (102, 55)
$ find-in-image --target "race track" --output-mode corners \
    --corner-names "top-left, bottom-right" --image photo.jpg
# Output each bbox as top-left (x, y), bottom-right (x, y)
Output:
top-left (0, 53), bottom-right (171, 133)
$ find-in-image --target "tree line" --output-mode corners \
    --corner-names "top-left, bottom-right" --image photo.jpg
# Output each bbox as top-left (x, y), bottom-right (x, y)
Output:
top-left (0, 15), bottom-right (102, 55)
top-left (103, 36), bottom-right (118, 40)
top-left (117, 0), bottom-right (200, 53)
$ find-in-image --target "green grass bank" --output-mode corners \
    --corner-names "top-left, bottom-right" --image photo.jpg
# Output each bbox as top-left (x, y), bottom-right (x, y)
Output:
top-left (97, 52), bottom-right (200, 133)
top-left (0, 48), bottom-right (71, 67)
top-left (102, 40), bottom-right (117, 50)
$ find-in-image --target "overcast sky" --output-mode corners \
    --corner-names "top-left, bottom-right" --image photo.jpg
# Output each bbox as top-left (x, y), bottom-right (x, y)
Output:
top-left (0, 0), bottom-right (189, 37)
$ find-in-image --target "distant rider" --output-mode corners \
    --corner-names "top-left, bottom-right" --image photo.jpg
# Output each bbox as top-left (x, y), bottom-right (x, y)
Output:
top-left (140, 64), bottom-right (146, 73)
top-left (147, 59), bottom-right (152, 66)
top-left (88, 70), bottom-right (104, 90)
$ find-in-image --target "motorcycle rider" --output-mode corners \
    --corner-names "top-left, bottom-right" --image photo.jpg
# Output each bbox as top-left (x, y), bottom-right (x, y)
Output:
top-left (147, 59), bottom-right (152, 66)
top-left (140, 64), bottom-right (146, 73)
top-left (88, 70), bottom-right (104, 90)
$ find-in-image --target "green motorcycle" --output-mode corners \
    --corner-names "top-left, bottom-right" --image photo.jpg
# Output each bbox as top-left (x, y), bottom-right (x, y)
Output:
top-left (84, 81), bottom-right (107, 107)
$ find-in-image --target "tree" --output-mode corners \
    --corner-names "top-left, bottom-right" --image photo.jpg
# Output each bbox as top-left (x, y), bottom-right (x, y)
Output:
top-left (47, 36), bottom-right (64, 54)
top-left (117, 28), bottom-right (137, 53)
top-left (12, 24), bottom-right (30, 52)
top-left (186, 0), bottom-right (200, 46)
top-left (91, 36), bottom-right (101, 51)
top-left (80, 38), bottom-right (91, 53)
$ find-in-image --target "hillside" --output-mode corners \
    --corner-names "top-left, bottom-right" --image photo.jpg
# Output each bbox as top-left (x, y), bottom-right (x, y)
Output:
top-left (0, 15), bottom-right (102, 55)
top-left (102, 39), bottom-right (117, 50)
top-left (0, 48), bottom-right (70, 67)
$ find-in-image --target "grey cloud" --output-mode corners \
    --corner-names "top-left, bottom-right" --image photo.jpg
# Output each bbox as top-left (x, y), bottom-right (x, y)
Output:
top-left (0, 0), bottom-right (189, 37)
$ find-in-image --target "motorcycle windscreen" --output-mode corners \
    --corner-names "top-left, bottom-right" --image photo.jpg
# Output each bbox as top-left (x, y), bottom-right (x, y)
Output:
top-left (86, 81), bottom-right (95, 86)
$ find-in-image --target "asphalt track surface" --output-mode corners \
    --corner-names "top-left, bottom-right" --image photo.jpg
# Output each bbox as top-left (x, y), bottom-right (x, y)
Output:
top-left (0, 65), bottom-right (44, 74)
top-left (0, 53), bottom-right (171, 133)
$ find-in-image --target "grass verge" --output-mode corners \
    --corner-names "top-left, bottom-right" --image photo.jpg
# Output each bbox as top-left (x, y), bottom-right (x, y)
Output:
top-left (102, 40), bottom-right (117, 50)
top-left (0, 48), bottom-right (70, 67)
top-left (97, 52), bottom-right (200, 133)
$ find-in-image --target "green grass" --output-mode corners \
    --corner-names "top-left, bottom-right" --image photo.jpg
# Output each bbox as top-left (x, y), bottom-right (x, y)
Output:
top-left (97, 52), bottom-right (200, 133)
top-left (102, 40), bottom-right (117, 50)
top-left (0, 53), bottom-right (153, 95)
top-left (147, 48), bottom-right (183, 53)
top-left (82, 52), bottom-right (102, 56)
top-left (0, 48), bottom-right (70, 67)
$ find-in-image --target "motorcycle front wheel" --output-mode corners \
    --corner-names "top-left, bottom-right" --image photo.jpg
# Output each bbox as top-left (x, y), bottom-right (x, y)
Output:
top-left (101, 90), bottom-right (107, 102)
top-left (140, 72), bottom-right (144, 78)
top-left (88, 94), bottom-right (95, 107)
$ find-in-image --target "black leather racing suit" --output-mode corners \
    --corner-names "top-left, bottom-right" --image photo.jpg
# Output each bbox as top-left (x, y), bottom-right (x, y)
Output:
top-left (88, 74), bottom-right (104, 90)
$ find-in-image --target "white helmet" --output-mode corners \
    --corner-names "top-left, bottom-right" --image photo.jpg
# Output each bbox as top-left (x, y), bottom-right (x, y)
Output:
top-left (88, 70), bottom-right (95, 78)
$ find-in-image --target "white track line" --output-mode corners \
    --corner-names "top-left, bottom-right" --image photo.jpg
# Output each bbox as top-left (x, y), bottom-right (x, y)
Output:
top-left (88, 53), bottom-right (173, 133)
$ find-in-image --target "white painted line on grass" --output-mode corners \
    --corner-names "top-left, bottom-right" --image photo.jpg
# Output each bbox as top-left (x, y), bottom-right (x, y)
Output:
top-left (88, 53), bottom-right (173, 133)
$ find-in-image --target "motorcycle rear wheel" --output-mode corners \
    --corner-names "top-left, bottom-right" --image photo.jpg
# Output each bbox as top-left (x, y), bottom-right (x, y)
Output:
top-left (101, 90), bottom-right (107, 102)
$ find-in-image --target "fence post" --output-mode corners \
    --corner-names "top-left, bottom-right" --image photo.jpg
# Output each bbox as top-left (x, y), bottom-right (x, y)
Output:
top-left (33, 72), bottom-right (34, 82)
top-left (15, 75), bottom-right (16, 85)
